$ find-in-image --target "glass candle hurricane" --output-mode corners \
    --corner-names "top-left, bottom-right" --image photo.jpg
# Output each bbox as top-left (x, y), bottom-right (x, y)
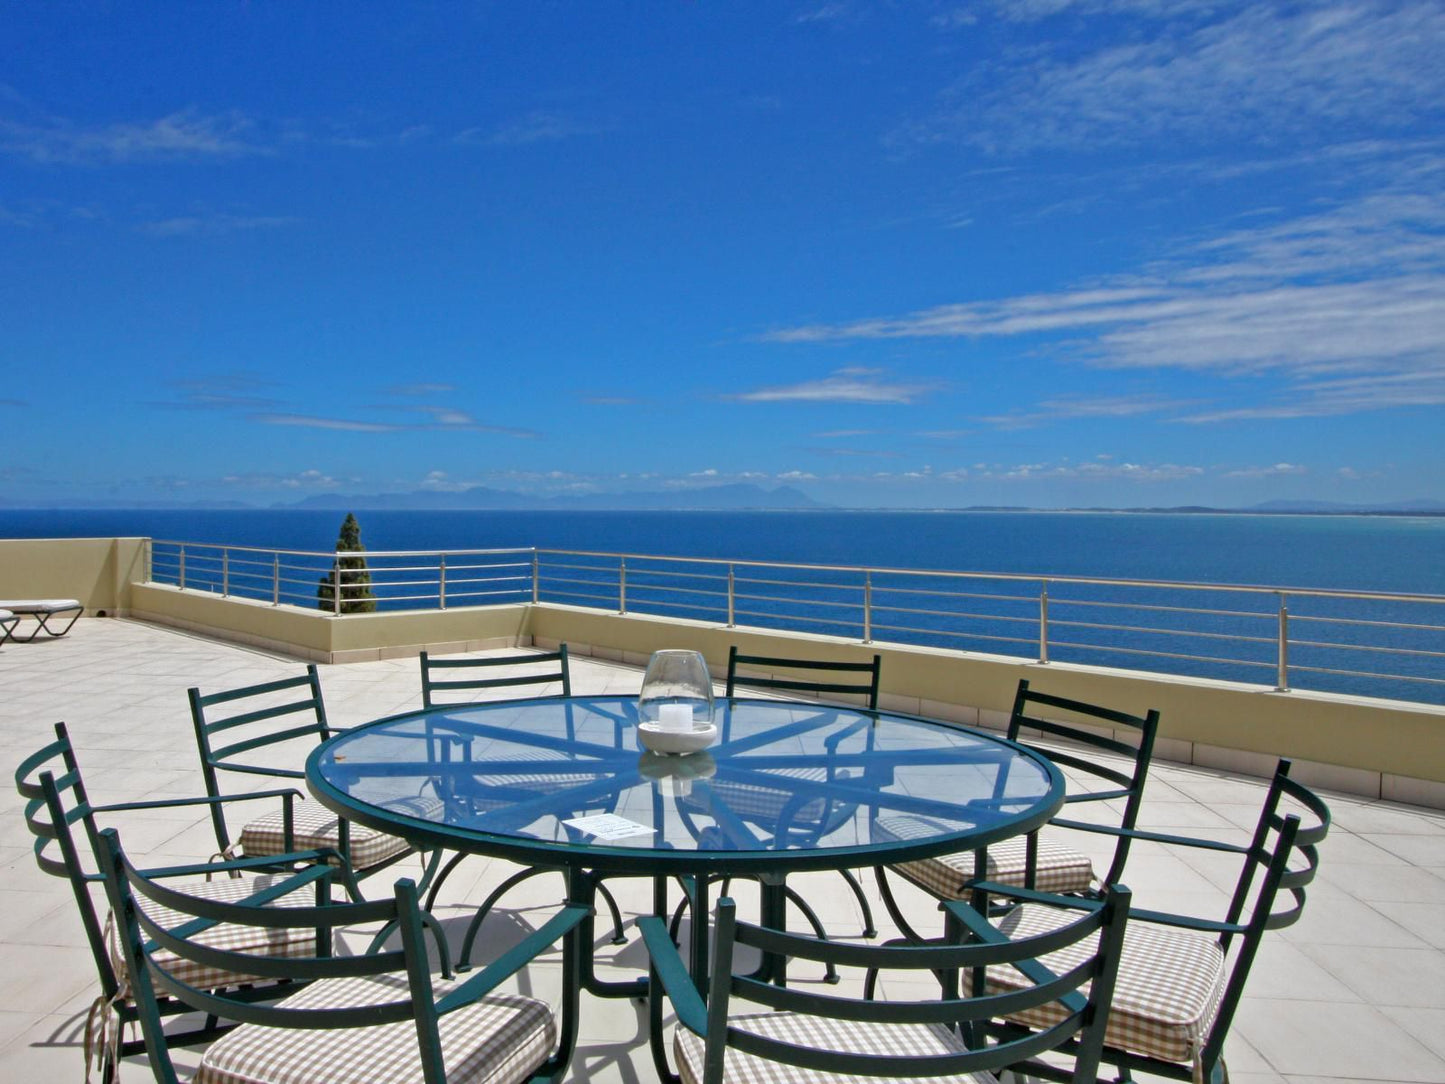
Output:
top-left (638, 649), bottom-right (715, 731)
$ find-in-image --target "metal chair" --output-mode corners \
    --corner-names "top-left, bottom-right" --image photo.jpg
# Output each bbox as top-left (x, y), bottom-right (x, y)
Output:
top-left (190, 664), bottom-right (440, 898)
top-left (641, 884), bottom-right (1132, 1084)
top-left (97, 826), bottom-right (587, 1084)
top-left (974, 758), bottom-right (1330, 1084)
top-left (14, 722), bottom-right (337, 1080)
top-left (876, 679), bottom-right (1159, 938)
top-left (724, 645), bottom-right (882, 708)
top-left (417, 644), bottom-right (629, 948)
top-left (420, 644), bottom-right (571, 707)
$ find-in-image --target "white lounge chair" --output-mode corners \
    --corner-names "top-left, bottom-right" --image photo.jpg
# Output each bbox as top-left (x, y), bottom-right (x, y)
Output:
top-left (0, 598), bottom-right (83, 643)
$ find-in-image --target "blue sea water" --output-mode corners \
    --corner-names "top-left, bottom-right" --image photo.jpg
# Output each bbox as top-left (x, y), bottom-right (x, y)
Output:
top-left (4, 508), bottom-right (1443, 702)
top-left (2, 507), bottom-right (1443, 593)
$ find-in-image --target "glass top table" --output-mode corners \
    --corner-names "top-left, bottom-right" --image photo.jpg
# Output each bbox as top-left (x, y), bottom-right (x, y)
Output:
top-left (305, 696), bottom-right (1065, 878)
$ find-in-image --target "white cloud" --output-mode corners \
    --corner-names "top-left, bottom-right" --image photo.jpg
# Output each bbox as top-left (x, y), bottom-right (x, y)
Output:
top-left (768, 189), bottom-right (1445, 423)
top-left (1223, 462), bottom-right (1309, 478)
top-left (978, 394), bottom-right (1193, 430)
top-left (137, 213), bottom-right (299, 237)
top-left (461, 111), bottom-right (604, 147)
top-left (911, 3), bottom-right (1445, 153)
top-left (1, 107), bottom-right (267, 164)
top-left (730, 367), bottom-right (938, 404)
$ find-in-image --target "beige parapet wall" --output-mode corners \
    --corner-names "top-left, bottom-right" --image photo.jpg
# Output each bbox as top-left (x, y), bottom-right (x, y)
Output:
top-left (6, 537), bottom-right (1442, 804)
top-left (129, 583), bottom-right (531, 664)
top-left (0, 536), bottom-right (147, 614)
top-left (527, 602), bottom-right (1445, 805)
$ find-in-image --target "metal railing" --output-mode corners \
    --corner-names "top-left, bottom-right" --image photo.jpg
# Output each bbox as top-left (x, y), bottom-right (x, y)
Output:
top-left (146, 540), bottom-right (1445, 705)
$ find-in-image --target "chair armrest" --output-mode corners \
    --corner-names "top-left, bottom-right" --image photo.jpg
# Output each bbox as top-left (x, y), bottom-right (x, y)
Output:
top-left (93, 787), bottom-right (304, 814)
top-left (132, 849), bottom-right (342, 882)
top-left (966, 881), bottom-right (1238, 936)
top-left (637, 915), bottom-right (708, 1034)
top-left (213, 763), bottom-right (307, 781)
top-left (1046, 818), bottom-right (1253, 855)
top-left (434, 904), bottom-right (591, 1015)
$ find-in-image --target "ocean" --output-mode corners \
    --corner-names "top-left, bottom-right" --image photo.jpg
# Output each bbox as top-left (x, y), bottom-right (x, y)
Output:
top-left (4, 508), bottom-right (1443, 703)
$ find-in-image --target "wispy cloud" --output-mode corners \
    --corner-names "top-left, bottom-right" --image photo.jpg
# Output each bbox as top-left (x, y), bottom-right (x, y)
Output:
top-left (256, 409), bottom-right (539, 438)
top-left (1224, 462), bottom-right (1308, 478)
top-left (254, 413), bottom-right (402, 433)
top-left (390, 383), bottom-right (456, 396)
top-left (582, 395), bottom-right (641, 406)
top-left (813, 428), bottom-right (880, 438)
top-left (137, 213), bottom-right (300, 237)
top-left (767, 189), bottom-right (1445, 422)
top-left (220, 468), bottom-right (347, 490)
top-left (978, 394), bottom-right (1194, 430)
top-left (729, 367), bottom-right (939, 404)
top-left (907, 3), bottom-right (1445, 153)
top-left (1, 107), bottom-right (268, 164)
top-left (152, 377), bottom-right (282, 413)
top-left (459, 111), bottom-right (604, 147)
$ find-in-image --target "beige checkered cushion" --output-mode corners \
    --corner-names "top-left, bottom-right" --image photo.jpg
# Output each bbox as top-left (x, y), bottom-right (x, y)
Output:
top-left (196, 974), bottom-right (554, 1084)
top-left (989, 903), bottom-right (1227, 1066)
top-left (673, 1012), bottom-right (999, 1084)
top-left (684, 767), bottom-right (844, 826)
top-left (240, 796), bottom-right (444, 870)
top-left (108, 873), bottom-right (320, 995)
top-left (875, 815), bottom-right (1095, 896)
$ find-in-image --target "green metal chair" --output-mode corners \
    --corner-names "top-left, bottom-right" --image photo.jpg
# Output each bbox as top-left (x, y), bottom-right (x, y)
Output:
top-left (875, 679), bottom-right (1159, 938)
top-left (973, 758), bottom-right (1330, 1084)
top-left (713, 646), bottom-right (883, 942)
top-left (190, 664), bottom-right (441, 897)
top-left (724, 645), bottom-right (882, 709)
top-left (97, 825), bottom-right (588, 1084)
top-left (641, 884), bottom-right (1132, 1084)
top-left (416, 644), bottom-right (629, 948)
top-left (14, 722), bottom-right (339, 1079)
top-left (420, 643), bottom-right (571, 707)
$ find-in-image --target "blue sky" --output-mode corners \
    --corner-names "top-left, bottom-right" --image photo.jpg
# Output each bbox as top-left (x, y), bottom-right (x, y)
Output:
top-left (2, 1), bottom-right (1443, 509)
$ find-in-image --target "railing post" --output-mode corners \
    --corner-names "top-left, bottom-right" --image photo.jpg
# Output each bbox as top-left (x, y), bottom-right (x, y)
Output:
top-left (439, 554), bottom-right (447, 610)
top-left (272, 554), bottom-right (280, 606)
top-left (144, 538), bottom-right (153, 583)
top-left (1039, 581), bottom-right (1050, 663)
top-left (863, 570), bottom-right (873, 643)
top-left (333, 552), bottom-right (342, 616)
top-left (179, 545), bottom-right (186, 590)
top-left (727, 564), bottom-right (736, 627)
top-left (221, 548), bottom-right (230, 597)
top-left (1276, 593), bottom-right (1290, 691)
top-left (532, 550), bottom-right (540, 603)
top-left (619, 557), bottom-right (627, 615)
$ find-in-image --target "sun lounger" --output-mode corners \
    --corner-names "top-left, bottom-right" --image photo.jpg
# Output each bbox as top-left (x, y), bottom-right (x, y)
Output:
top-left (0, 599), bottom-right (83, 643)
top-left (0, 610), bottom-right (17, 645)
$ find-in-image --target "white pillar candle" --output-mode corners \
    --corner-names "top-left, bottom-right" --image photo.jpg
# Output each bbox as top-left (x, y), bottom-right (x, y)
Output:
top-left (658, 703), bottom-right (692, 732)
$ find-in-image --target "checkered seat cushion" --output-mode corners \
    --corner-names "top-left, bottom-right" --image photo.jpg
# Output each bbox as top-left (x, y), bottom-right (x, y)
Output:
top-left (195, 975), bottom-right (555, 1084)
top-left (108, 872), bottom-right (320, 995)
top-left (874, 814), bottom-right (1096, 896)
top-left (240, 796), bottom-right (445, 870)
top-left (988, 902), bottom-right (1227, 1067)
top-left (673, 1011), bottom-right (1000, 1084)
top-left (680, 767), bottom-right (855, 828)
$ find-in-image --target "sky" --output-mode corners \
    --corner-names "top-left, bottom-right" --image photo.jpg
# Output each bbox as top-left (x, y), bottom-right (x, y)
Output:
top-left (2, 1), bottom-right (1443, 510)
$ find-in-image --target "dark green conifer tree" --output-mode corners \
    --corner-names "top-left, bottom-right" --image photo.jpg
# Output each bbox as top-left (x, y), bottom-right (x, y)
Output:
top-left (318, 512), bottom-right (377, 613)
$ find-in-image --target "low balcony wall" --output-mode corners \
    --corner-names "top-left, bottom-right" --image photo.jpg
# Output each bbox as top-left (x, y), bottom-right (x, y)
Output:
top-left (0, 537), bottom-right (147, 614)
top-left (5, 529), bottom-right (1440, 808)
top-left (528, 603), bottom-right (1445, 807)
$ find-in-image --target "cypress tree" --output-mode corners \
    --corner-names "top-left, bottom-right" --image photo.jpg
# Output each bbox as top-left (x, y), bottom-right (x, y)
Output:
top-left (318, 512), bottom-right (377, 613)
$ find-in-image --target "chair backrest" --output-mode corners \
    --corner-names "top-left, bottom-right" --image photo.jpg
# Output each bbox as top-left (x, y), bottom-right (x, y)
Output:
top-left (689, 885), bottom-right (1130, 1084)
top-left (724, 645), bottom-right (882, 709)
top-left (14, 722), bottom-right (123, 1002)
top-left (189, 665), bottom-right (330, 851)
top-left (1007, 679), bottom-right (1160, 886)
top-left (96, 826), bottom-right (432, 1084)
top-left (420, 644), bottom-right (571, 708)
top-left (1199, 759), bottom-right (1329, 1074)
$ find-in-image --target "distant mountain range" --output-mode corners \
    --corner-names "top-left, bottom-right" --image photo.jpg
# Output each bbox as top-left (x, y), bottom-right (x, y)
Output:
top-left (282, 483), bottom-right (827, 512)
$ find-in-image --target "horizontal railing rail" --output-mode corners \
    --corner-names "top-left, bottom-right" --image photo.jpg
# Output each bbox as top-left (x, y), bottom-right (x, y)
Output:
top-left (144, 540), bottom-right (1445, 705)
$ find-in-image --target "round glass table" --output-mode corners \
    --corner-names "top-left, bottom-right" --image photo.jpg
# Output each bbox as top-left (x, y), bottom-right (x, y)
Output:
top-left (307, 695), bottom-right (1064, 1076)
top-left (305, 695), bottom-right (1065, 879)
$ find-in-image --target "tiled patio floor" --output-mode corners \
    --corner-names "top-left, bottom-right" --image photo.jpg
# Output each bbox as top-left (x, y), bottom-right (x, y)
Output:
top-left (3, 618), bottom-right (1443, 1083)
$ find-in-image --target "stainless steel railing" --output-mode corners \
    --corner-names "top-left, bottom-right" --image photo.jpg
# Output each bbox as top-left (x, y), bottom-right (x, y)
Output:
top-left (146, 539), bottom-right (1445, 704)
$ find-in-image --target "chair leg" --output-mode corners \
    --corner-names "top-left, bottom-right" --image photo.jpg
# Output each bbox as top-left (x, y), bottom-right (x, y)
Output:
top-left (873, 865), bottom-right (932, 945)
top-left (781, 884), bottom-right (840, 984)
top-left (596, 880), bottom-right (628, 946)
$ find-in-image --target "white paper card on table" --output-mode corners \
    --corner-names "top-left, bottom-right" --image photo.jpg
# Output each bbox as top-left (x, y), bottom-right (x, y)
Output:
top-left (562, 813), bottom-right (653, 841)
